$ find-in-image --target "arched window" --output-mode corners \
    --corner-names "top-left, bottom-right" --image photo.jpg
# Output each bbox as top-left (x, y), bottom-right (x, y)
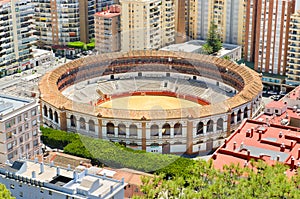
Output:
top-left (150, 124), bottom-right (159, 136)
top-left (79, 117), bottom-right (86, 130)
top-left (43, 105), bottom-right (48, 117)
top-left (49, 108), bottom-right (53, 120)
top-left (237, 109), bottom-right (242, 122)
top-left (89, 120), bottom-right (95, 132)
top-left (217, 118), bottom-right (223, 131)
top-left (207, 120), bottom-right (214, 132)
top-left (54, 111), bottom-right (59, 123)
top-left (70, 115), bottom-right (76, 127)
top-left (231, 112), bottom-right (235, 124)
top-left (244, 107), bottom-right (248, 119)
top-left (118, 123), bottom-right (126, 135)
top-left (162, 123), bottom-right (170, 136)
top-left (197, 122), bottom-right (204, 135)
top-left (174, 123), bottom-right (182, 136)
top-left (129, 124), bottom-right (137, 136)
top-left (107, 122), bottom-right (114, 134)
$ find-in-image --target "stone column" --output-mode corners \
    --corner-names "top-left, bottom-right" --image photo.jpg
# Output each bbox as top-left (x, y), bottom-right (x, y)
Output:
top-left (170, 125), bottom-right (174, 138)
top-left (213, 122), bottom-right (217, 133)
top-left (59, 111), bottom-right (67, 131)
top-left (203, 125), bottom-right (207, 135)
top-left (186, 120), bottom-right (193, 155)
top-left (142, 122), bottom-right (146, 151)
top-left (234, 113), bottom-right (237, 124)
top-left (227, 113), bottom-right (231, 136)
top-left (98, 118), bottom-right (102, 139)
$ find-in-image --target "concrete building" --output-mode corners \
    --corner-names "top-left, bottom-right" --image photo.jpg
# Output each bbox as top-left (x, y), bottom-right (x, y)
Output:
top-left (96, 0), bottom-right (114, 12)
top-left (0, 159), bottom-right (126, 199)
top-left (95, 5), bottom-right (121, 54)
top-left (0, 0), bottom-right (36, 77)
top-left (244, 0), bottom-right (296, 75)
top-left (188, 0), bottom-right (247, 46)
top-left (0, 94), bottom-right (41, 163)
top-left (286, 10), bottom-right (300, 87)
top-left (120, 0), bottom-right (175, 51)
top-left (160, 40), bottom-right (242, 61)
top-left (33, 0), bottom-right (96, 47)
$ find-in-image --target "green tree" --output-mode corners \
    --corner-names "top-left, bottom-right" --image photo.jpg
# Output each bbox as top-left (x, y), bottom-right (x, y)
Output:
top-left (205, 21), bottom-right (222, 54)
top-left (202, 43), bottom-right (213, 55)
top-left (0, 184), bottom-right (15, 199)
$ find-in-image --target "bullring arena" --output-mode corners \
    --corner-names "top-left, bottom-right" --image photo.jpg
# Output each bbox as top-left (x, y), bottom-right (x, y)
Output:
top-left (39, 50), bottom-right (263, 155)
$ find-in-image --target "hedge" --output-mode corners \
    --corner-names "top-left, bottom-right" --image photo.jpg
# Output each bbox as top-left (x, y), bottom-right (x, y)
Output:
top-left (40, 127), bottom-right (194, 174)
top-left (67, 41), bottom-right (85, 49)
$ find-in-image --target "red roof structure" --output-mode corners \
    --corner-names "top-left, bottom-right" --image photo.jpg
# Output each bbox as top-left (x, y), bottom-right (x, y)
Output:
top-left (212, 119), bottom-right (300, 176)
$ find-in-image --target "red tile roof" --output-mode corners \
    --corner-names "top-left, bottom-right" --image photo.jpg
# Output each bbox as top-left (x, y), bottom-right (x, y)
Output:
top-left (212, 119), bottom-right (300, 176)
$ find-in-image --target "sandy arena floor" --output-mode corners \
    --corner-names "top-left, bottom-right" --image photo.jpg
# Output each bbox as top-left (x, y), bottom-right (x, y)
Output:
top-left (99, 96), bottom-right (201, 110)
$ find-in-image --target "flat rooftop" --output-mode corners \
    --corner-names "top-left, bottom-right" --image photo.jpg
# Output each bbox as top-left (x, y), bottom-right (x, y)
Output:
top-left (0, 160), bottom-right (126, 198)
top-left (0, 94), bottom-right (33, 116)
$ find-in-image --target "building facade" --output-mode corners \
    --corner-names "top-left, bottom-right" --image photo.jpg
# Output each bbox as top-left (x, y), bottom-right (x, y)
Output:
top-left (95, 5), bottom-right (121, 54)
top-left (33, 0), bottom-right (95, 47)
top-left (188, 0), bottom-right (246, 46)
top-left (286, 10), bottom-right (300, 86)
top-left (244, 0), bottom-right (296, 75)
top-left (0, 94), bottom-right (41, 163)
top-left (120, 0), bottom-right (175, 51)
top-left (0, 160), bottom-right (126, 199)
top-left (0, 0), bottom-right (36, 77)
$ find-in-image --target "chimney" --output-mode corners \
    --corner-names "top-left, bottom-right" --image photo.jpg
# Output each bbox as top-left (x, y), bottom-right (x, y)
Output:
top-left (280, 143), bottom-right (285, 152)
top-left (223, 139), bottom-right (227, 148)
top-left (50, 161), bottom-right (54, 167)
top-left (56, 167), bottom-right (60, 176)
top-left (34, 157), bottom-right (38, 163)
top-left (40, 162), bottom-right (44, 174)
top-left (121, 178), bottom-right (125, 185)
top-left (291, 156), bottom-right (295, 169)
top-left (67, 164), bottom-right (71, 171)
top-left (233, 141), bottom-right (237, 150)
top-left (240, 142), bottom-right (244, 149)
top-left (73, 171), bottom-right (78, 182)
top-left (279, 131), bottom-right (283, 138)
top-left (110, 185), bottom-right (114, 193)
top-left (291, 141), bottom-right (294, 150)
top-left (258, 131), bottom-right (262, 141)
top-left (247, 150), bottom-right (251, 160)
top-left (277, 155), bottom-right (280, 161)
top-left (32, 171), bottom-right (36, 179)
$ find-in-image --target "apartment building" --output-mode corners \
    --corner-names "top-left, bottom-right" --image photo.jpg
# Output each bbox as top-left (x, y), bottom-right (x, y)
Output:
top-left (244, 0), bottom-right (296, 75)
top-left (286, 10), bottom-right (300, 86)
top-left (0, 0), bottom-right (36, 77)
top-left (95, 5), bottom-right (121, 54)
top-left (0, 94), bottom-right (41, 163)
top-left (188, 0), bottom-right (247, 45)
top-left (0, 159), bottom-right (126, 199)
top-left (33, 0), bottom-right (96, 47)
top-left (120, 0), bottom-right (175, 51)
top-left (96, 0), bottom-right (114, 12)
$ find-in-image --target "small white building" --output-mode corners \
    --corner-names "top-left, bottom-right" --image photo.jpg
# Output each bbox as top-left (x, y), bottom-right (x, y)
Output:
top-left (160, 40), bottom-right (242, 61)
top-left (0, 159), bottom-right (126, 199)
top-left (0, 95), bottom-right (41, 163)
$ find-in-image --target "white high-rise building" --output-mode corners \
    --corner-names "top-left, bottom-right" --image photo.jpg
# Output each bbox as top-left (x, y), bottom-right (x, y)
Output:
top-left (0, 0), bottom-right (36, 77)
top-left (120, 0), bottom-right (175, 51)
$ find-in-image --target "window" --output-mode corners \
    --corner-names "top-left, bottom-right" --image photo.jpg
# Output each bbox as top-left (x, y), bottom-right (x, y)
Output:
top-left (19, 191), bottom-right (23, 197)
top-left (25, 123), bottom-right (29, 129)
top-left (19, 126), bottom-right (22, 133)
top-left (31, 109), bottom-right (36, 116)
top-left (8, 153), bottom-right (13, 160)
top-left (10, 184), bottom-right (14, 189)
top-left (18, 115), bottom-right (22, 123)
top-left (33, 139), bottom-right (38, 147)
top-left (49, 191), bottom-right (52, 195)
top-left (33, 129), bottom-right (37, 136)
top-left (6, 131), bottom-right (12, 139)
top-left (26, 144), bottom-right (30, 150)
top-left (25, 133), bottom-right (29, 141)
top-left (32, 119), bottom-right (37, 126)
top-left (24, 112), bottom-right (28, 119)
top-left (7, 142), bottom-right (13, 150)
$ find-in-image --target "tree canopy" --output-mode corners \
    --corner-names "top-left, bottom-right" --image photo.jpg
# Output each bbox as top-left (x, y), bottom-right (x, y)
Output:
top-left (0, 184), bottom-right (14, 199)
top-left (203, 21), bottom-right (222, 55)
top-left (136, 160), bottom-right (300, 198)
